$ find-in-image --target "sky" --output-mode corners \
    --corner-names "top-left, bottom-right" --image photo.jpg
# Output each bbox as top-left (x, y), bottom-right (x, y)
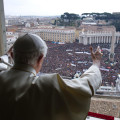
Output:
top-left (3, 0), bottom-right (120, 16)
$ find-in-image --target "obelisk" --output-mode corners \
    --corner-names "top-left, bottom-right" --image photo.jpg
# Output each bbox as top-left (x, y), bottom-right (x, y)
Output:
top-left (109, 30), bottom-right (115, 62)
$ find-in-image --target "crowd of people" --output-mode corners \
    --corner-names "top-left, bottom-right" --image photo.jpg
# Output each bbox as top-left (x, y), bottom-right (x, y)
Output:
top-left (40, 41), bottom-right (120, 87)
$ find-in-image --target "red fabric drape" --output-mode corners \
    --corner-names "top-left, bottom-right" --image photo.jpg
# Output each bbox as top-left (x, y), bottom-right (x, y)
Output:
top-left (88, 112), bottom-right (114, 120)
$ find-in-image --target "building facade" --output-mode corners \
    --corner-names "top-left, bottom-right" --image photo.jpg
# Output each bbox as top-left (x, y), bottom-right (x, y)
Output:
top-left (79, 31), bottom-right (120, 45)
top-left (36, 28), bottom-right (75, 43)
top-left (18, 27), bottom-right (76, 43)
top-left (6, 32), bottom-right (18, 51)
top-left (17, 25), bottom-right (120, 44)
top-left (79, 25), bottom-right (120, 45)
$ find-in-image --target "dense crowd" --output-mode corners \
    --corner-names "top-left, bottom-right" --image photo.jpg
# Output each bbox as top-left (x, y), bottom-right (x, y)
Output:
top-left (40, 41), bottom-right (120, 87)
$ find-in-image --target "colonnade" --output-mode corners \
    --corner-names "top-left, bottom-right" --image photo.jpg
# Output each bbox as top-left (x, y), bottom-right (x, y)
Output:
top-left (79, 32), bottom-right (120, 45)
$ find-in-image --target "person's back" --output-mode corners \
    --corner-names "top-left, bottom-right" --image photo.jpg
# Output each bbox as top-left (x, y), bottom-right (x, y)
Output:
top-left (0, 65), bottom-right (91, 120)
top-left (0, 33), bottom-right (102, 120)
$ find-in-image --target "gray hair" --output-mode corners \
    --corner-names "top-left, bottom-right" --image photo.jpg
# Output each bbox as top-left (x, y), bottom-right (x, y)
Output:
top-left (13, 34), bottom-right (48, 65)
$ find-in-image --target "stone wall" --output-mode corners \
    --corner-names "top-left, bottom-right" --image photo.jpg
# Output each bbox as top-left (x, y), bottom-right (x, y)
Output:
top-left (90, 95), bottom-right (120, 118)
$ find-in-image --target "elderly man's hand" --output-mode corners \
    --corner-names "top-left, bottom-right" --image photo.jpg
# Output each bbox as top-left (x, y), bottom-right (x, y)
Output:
top-left (90, 46), bottom-right (103, 68)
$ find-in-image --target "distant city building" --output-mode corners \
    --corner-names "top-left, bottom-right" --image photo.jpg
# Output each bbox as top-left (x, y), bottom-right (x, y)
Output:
top-left (82, 17), bottom-right (97, 25)
top-left (25, 22), bottom-right (31, 28)
top-left (79, 25), bottom-right (120, 45)
top-left (37, 25), bottom-right (53, 29)
top-left (18, 26), bottom-right (76, 43)
top-left (113, 12), bottom-right (120, 15)
top-left (97, 20), bottom-right (107, 25)
top-left (34, 22), bottom-right (39, 26)
top-left (6, 31), bottom-right (18, 51)
top-left (7, 18), bottom-right (25, 26)
top-left (17, 25), bottom-right (120, 44)
top-left (36, 28), bottom-right (75, 43)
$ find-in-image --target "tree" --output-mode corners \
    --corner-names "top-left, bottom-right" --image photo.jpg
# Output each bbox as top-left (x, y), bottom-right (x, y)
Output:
top-left (60, 12), bottom-right (80, 26)
top-left (111, 21), bottom-right (120, 31)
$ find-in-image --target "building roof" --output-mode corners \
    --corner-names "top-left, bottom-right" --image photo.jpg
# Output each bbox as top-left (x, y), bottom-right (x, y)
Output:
top-left (80, 25), bottom-right (116, 32)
